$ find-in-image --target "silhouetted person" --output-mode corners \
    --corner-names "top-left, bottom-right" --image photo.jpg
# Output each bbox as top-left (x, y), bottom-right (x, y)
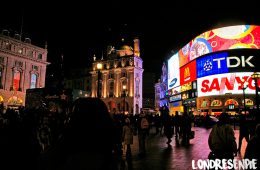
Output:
top-left (208, 112), bottom-right (237, 162)
top-left (174, 111), bottom-right (181, 144)
top-left (122, 118), bottom-right (133, 157)
top-left (181, 111), bottom-right (192, 146)
top-left (244, 123), bottom-right (260, 169)
top-left (137, 111), bottom-right (149, 157)
top-left (164, 115), bottom-right (174, 145)
top-left (38, 97), bottom-right (116, 170)
top-left (204, 113), bottom-right (211, 129)
top-left (237, 113), bottom-right (249, 153)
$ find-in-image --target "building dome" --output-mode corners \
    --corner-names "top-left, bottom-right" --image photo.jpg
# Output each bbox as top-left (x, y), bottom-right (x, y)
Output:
top-left (120, 45), bottom-right (133, 51)
top-left (118, 45), bottom-right (133, 56)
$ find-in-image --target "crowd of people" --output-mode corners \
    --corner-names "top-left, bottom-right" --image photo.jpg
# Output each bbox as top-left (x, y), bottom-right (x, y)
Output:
top-left (208, 110), bottom-right (260, 169)
top-left (0, 100), bottom-right (260, 169)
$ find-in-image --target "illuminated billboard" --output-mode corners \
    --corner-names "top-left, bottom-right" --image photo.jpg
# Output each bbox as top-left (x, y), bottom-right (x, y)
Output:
top-left (168, 53), bottom-right (180, 89)
top-left (196, 52), bottom-right (229, 78)
top-left (180, 60), bottom-right (196, 85)
top-left (197, 72), bottom-right (257, 97)
top-left (179, 25), bottom-right (260, 67)
top-left (196, 49), bottom-right (260, 78)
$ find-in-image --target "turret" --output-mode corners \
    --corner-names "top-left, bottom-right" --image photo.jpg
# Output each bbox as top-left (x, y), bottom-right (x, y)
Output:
top-left (134, 37), bottom-right (140, 57)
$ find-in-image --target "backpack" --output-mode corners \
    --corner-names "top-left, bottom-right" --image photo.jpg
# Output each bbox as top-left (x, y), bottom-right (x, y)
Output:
top-left (141, 117), bottom-right (149, 129)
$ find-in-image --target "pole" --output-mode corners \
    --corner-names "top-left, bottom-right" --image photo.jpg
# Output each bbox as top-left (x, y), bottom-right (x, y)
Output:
top-left (243, 86), bottom-right (247, 114)
top-left (97, 70), bottom-right (101, 98)
top-left (123, 91), bottom-right (125, 114)
top-left (255, 78), bottom-right (259, 114)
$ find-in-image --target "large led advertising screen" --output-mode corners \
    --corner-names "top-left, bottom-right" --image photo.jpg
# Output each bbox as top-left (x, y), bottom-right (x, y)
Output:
top-left (197, 72), bottom-right (257, 97)
top-left (196, 49), bottom-right (260, 78)
top-left (168, 53), bottom-right (180, 89)
top-left (179, 25), bottom-right (260, 67)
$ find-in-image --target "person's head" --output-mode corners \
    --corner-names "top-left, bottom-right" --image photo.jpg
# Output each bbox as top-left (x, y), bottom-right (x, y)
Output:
top-left (66, 97), bottom-right (114, 153)
top-left (218, 112), bottom-right (230, 125)
top-left (140, 111), bottom-right (145, 117)
top-left (125, 118), bottom-right (130, 125)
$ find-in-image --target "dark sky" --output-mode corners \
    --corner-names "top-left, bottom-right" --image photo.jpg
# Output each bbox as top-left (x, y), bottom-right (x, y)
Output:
top-left (1, 2), bottom-right (260, 79)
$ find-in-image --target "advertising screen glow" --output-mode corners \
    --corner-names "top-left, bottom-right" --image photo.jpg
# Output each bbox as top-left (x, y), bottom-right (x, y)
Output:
top-left (180, 60), bottom-right (196, 85)
top-left (168, 53), bottom-right (180, 89)
top-left (179, 25), bottom-right (260, 67)
top-left (196, 52), bottom-right (229, 78)
top-left (197, 72), bottom-right (257, 97)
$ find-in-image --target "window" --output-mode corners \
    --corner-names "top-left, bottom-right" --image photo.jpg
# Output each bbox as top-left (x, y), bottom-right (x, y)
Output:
top-left (0, 57), bottom-right (4, 64)
top-left (121, 71), bottom-right (127, 77)
top-left (30, 74), bottom-right (37, 89)
top-left (28, 50), bottom-right (33, 57)
top-left (32, 65), bottom-right (38, 71)
top-left (15, 61), bottom-right (23, 67)
top-left (13, 70), bottom-right (21, 91)
top-left (38, 53), bottom-right (42, 59)
top-left (109, 72), bottom-right (114, 79)
top-left (5, 42), bottom-right (11, 50)
top-left (109, 81), bottom-right (114, 97)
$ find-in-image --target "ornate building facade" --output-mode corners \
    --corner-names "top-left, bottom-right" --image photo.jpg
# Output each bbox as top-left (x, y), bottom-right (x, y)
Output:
top-left (154, 62), bottom-right (168, 110)
top-left (0, 30), bottom-right (49, 107)
top-left (90, 38), bottom-right (143, 115)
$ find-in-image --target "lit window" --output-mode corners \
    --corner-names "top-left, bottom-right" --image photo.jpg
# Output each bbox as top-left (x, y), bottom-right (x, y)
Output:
top-left (13, 71), bottom-right (21, 91)
top-left (30, 74), bottom-right (37, 89)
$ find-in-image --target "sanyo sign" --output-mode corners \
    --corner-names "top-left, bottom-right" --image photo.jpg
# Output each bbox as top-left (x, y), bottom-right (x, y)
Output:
top-left (197, 72), bottom-right (258, 97)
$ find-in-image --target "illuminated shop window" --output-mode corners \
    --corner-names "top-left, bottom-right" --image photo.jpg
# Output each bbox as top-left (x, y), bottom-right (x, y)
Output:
top-left (30, 74), bottom-right (37, 89)
top-left (13, 70), bottom-right (21, 91)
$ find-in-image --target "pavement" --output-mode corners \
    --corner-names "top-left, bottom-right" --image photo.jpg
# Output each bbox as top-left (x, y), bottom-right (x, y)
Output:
top-left (118, 126), bottom-right (247, 170)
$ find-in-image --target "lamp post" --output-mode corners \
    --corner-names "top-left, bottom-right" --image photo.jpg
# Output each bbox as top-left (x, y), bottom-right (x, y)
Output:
top-left (96, 63), bottom-right (103, 98)
top-left (122, 84), bottom-right (127, 114)
top-left (242, 83), bottom-right (248, 114)
top-left (251, 72), bottom-right (260, 114)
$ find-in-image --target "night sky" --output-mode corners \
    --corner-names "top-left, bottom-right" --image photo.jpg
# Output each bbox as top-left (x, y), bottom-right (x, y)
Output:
top-left (1, 2), bottom-right (260, 79)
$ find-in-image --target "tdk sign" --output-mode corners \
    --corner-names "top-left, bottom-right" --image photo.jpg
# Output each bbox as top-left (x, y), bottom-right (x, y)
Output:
top-left (197, 52), bottom-right (255, 78)
top-left (213, 56), bottom-right (254, 68)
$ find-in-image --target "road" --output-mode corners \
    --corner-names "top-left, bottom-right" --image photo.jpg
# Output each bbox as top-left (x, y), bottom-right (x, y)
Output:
top-left (119, 126), bottom-right (247, 170)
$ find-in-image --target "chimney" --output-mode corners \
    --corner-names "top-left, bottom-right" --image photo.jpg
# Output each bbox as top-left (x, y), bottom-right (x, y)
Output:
top-left (14, 33), bottom-right (21, 40)
top-left (24, 37), bottom-right (31, 44)
top-left (2, 29), bottom-right (10, 36)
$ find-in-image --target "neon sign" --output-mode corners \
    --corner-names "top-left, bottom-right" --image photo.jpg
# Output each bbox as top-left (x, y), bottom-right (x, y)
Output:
top-left (197, 72), bottom-right (259, 97)
top-left (179, 25), bottom-right (260, 67)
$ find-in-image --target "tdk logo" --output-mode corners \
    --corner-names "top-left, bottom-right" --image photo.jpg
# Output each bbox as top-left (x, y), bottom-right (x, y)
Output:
top-left (212, 56), bottom-right (254, 68)
top-left (197, 52), bottom-right (256, 79)
top-left (203, 60), bottom-right (213, 71)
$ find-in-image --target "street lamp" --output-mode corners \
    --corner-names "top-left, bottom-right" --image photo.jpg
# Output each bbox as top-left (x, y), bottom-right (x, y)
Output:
top-left (242, 82), bottom-right (248, 114)
top-left (251, 72), bottom-right (260, 114)
top-left (96, 63), bottom-right (103, 98)
top-left (122, 84), bottom-right (127, 114)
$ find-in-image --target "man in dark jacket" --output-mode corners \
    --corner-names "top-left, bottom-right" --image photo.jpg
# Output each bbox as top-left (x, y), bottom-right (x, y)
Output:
top-left (244, 123), bottom-right (260, 169)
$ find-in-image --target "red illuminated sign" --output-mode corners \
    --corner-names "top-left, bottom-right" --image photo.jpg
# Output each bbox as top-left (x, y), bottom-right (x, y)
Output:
top-left (180, 60), bottom-right (196, 85)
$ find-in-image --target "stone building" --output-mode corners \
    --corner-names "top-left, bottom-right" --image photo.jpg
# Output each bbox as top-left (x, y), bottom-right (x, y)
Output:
top-left (0, 30), bottom-right (49, 107)
top-left (90, 38), bottom-right (143, 115)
